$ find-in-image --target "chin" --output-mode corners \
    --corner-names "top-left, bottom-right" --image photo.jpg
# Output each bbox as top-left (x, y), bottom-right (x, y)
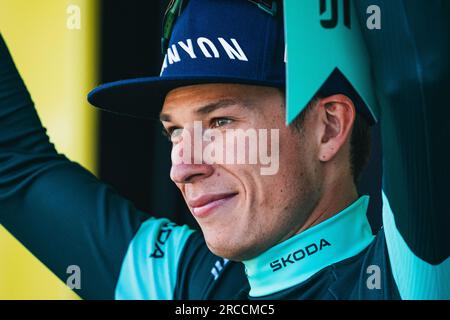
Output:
top-left (203, 231), bottom-right (263, 262)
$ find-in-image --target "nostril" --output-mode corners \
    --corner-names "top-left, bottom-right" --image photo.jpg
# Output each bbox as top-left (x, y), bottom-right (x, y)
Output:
top-left (184, 173), bottom-right (205, 183)
top-left (170, 164), bottom-right (215, 184)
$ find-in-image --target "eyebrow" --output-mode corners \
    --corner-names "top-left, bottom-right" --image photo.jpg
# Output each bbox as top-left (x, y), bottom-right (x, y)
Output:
top-left (159, 98), bottom-right (251, 122)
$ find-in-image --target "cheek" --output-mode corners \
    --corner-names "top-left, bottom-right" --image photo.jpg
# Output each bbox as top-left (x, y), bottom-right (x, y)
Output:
top-left (270, 131), bottom-right (318, 205)
top-left (228, 129), bottom-right (314, 210)
top-left (278, 130), bottom-right (309, 178)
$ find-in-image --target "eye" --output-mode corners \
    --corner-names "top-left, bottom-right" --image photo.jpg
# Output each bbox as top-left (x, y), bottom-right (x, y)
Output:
top-left (211, 118), bottom-right (233, 128)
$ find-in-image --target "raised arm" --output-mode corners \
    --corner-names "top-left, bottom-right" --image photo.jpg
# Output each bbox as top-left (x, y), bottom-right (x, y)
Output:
top-left (0, 34), bottom-right (193, 299)
top-left (356, 0), bottom-right (450, 299)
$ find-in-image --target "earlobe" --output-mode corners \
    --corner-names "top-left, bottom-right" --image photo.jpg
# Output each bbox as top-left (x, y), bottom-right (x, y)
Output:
top-left (317, 95), bottom-right (355, 162)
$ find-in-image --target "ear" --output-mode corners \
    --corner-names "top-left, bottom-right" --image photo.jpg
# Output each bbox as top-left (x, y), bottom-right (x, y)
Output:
top-left (316, 94), bottom-right (356, 162)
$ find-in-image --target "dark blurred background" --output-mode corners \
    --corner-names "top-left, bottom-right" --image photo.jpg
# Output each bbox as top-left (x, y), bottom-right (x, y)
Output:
top-left (97, 0), bottom-right (382, 233)
top-left (98, 0), bottom-right (198, 229)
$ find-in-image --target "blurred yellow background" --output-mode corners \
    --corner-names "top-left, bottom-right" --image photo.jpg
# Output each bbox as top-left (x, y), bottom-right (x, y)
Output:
top-left (0, 0), bottom-right (99, 299)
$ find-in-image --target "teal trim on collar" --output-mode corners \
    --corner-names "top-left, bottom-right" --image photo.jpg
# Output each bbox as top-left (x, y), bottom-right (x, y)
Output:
top-left (243, 196), bottom-right (374, 297)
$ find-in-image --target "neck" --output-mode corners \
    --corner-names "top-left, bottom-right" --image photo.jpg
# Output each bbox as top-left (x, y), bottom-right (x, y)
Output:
top-left (243, 195), bottom-right (374, 297)
top-left (298, 173), bottom-right (358, 234)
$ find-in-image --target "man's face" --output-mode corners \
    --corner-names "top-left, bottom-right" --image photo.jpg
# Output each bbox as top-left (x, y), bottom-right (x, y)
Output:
top-left (161, 83), bottom-right (322, 261)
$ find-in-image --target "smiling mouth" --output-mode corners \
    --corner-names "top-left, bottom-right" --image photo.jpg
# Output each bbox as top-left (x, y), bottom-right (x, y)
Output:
top-left (188, 193), bottom-right (238, 218)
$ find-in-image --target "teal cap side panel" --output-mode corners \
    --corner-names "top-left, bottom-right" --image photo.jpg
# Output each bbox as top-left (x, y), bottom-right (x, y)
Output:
top-left (284, 0), bottom-right (379, 124)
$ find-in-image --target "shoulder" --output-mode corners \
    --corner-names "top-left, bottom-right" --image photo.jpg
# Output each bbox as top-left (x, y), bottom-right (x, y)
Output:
top-left (174, 232), bottom-right (249, 299)
top-left (115, 217), bottom-right (195, 299)
top-left (329, 229), bottom-right (400, 299)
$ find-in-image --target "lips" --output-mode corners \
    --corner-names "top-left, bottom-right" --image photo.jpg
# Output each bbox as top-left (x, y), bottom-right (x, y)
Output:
top-left (187, 192), bottom-right (238, 218)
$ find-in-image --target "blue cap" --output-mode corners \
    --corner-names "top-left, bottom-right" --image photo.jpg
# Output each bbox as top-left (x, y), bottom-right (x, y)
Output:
top-left (88, 0), bottom-right (285, 120)
top-left (88, 0), bottom-right (374, 124)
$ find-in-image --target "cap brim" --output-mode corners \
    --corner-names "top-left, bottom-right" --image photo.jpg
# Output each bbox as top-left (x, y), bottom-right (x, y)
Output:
top-left (88, 75), bottom-right (284, 120)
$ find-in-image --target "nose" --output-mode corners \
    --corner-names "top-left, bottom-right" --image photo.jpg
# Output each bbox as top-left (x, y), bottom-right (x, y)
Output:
top-left (169, 125), bottom-right (214, 184)
top-left (170, 163), bottom-right (214, 184)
